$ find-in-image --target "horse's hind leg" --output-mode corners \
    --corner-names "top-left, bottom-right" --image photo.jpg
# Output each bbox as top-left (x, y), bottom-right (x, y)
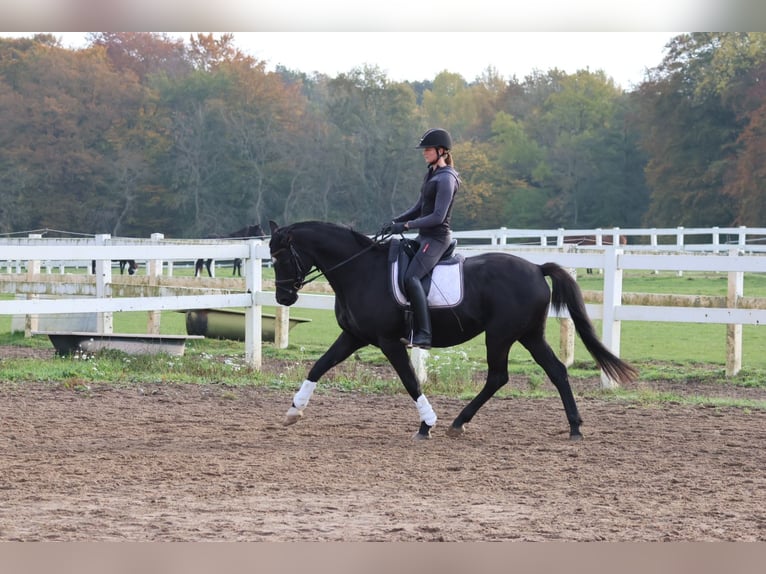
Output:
top-left (521, 335), bottom-right (583, 440)
top-left (283, 331), bottom-right (365, 426)
top-left (447, 338), bottom-right (511, 437)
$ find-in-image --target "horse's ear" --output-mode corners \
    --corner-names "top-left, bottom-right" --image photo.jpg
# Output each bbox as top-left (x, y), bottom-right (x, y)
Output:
top-left (269, 220), bottom-right (279, 235)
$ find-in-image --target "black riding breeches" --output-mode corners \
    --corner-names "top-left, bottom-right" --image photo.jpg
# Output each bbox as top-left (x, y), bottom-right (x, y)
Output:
top-left (403, 235), bottom-right (452, 281)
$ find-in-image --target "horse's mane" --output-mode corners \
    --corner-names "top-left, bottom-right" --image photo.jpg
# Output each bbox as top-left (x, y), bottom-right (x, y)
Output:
top-left (291, 221), bottom-right (386, 252)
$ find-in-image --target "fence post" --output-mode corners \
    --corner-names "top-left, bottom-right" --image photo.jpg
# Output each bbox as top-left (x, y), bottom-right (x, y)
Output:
top-left (147, 233), bottom-right (165, 334)
top-left (676, 227), bottom-right (684, 276)
top-left (24, 233), bottom-right (42, 338)
top-left (244, 239), bottom-right (262, 369)
top-left (94, 234), bottom-right (113, 334)
top-left (412, 348), bottom-right (429, 384)
top-left (559, 267), bottom-right (576, 366)
top-left (600, 245), bottom-right (623, 389)
top-left (274, 306), bottom-right (290, 349)
top-left (726, 248), bottom-right (744, 377)
top-left (555, 228), bottom-right (564, 247)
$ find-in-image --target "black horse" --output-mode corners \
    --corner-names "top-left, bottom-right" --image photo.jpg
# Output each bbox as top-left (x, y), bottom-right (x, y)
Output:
top-left (91, 259), bottom-right (138, 275)
top-left (268, 220), bottom-right (638, 441)
top-left (195, 224), bottom-right (266, 277)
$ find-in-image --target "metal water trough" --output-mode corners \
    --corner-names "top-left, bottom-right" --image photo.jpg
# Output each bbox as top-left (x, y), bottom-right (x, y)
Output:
top-left (35, 331), bottom-right (204, 357)
top-left (184, 309), bottom-right (311, 342)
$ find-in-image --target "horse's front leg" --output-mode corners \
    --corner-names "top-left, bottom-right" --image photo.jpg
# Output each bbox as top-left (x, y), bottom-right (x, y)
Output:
top-left (283, 331), bottom-right (365, 426)
top-left (379, 340), bottom-right (437, 440)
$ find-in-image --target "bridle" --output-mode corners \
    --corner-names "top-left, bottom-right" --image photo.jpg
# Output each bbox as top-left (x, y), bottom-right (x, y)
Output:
top-left (272, 244), bottom-right (317, 292)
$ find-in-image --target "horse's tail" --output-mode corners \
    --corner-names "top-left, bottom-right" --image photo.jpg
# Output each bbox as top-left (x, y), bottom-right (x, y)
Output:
top-left (540, 262), bottom-right (638, 384)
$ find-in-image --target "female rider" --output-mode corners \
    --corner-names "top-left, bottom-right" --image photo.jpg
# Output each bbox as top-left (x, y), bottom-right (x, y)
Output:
top-left (384, 128), bottom-right (460, 349)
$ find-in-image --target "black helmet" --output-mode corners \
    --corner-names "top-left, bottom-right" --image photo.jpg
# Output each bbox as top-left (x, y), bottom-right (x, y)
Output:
top-left (416, 128), bottom-right (452, 150)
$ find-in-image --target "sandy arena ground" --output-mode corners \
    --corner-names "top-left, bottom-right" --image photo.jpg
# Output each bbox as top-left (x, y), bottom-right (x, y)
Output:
top-left (1, 346), bottom-right (765, 541)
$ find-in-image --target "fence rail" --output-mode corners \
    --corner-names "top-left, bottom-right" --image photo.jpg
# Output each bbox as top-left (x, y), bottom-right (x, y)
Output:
top-left (3, 228), bottom-right (766, 383)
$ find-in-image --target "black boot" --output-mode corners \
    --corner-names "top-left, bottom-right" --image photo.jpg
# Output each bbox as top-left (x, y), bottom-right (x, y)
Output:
top-left (401, 277), bottom-right (432, 349)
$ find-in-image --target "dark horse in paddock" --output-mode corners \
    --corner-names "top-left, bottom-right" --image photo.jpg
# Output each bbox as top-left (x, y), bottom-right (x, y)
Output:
top-left (563, 234), bottom-right (628, 274)
top-left (269, 221), bottom-right (638, 440)
top-left (195, 224), bottom-right (266, 277)
top-left (90, 259), bottom-right (138, 275)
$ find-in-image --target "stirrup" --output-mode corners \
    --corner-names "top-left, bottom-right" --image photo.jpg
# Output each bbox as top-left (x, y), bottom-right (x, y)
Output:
top-left (412, 338), bottom-right (432, 350)
top-left (400, 334), bottom-right (431, 350)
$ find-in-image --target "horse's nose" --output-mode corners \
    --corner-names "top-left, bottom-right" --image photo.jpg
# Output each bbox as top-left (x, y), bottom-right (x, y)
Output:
top-left (276, 291), bottom-right (298, 306)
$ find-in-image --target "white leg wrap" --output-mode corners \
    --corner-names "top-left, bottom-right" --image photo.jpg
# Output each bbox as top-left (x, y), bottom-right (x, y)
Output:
top-left (416, 394), bottom-right (437, 427)
top-left (293, 379), bottom-right (317, 410)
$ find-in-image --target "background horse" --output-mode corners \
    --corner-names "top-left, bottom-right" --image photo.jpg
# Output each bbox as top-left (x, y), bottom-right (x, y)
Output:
top-left (90, 259), bottom-right (138, 275)
top-left (562, 234), bottom-right (628, 274)
top-left (195, 224), bottom-right (265, 277)
top-left (269, 220), bottom-right (637, 441)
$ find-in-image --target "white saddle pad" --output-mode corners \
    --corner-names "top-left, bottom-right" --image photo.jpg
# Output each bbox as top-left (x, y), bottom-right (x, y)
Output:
top-left (391, 258), bottom-right (464, 308)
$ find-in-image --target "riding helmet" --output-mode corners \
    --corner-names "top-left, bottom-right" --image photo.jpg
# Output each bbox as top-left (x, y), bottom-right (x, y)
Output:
top-left (416, 128), bottom-right (452, 150)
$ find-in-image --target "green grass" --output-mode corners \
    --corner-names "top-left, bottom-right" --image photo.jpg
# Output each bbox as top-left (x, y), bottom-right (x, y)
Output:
top-left (575, 268), bottom-right (766, 296)
top-left (2, 269), bottom-right (766, 410)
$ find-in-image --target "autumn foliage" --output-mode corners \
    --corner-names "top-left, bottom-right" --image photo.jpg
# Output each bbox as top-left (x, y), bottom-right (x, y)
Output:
top-left (1, 32), bottom-right (765, 238)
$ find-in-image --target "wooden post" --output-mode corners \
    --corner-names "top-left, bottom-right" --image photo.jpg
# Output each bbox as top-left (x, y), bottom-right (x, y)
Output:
top-left (274, 305), bottom-right (290, 349)
top-left (94, 234), bottom-right (113, 334)
top-left (600, 245), bottom-right (623, 389)
top-left (559, 267), bottom-right (577, 367)
top-left (147, 233), bottom-right (164, 334)
top-left (726, 249), bottom-right (743, 377)
top-left (412, 348), bottom-right (428, 384)
top-left (676, 226), bottom-right (684, 277)
top-left (244, 240), bottom-right (262, 369)
top-left (24, 233), bottom-right (42, 338)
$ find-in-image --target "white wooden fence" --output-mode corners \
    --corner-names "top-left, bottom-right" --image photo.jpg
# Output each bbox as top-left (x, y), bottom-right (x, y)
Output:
top-left (2, 228), bottom-right (766, 385)
top-left (452, 225), bottom-right (766, 253)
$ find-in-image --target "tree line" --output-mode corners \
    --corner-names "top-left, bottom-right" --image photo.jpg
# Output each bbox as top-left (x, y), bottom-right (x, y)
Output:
top-left (1, 32), bottom-right (764, 239)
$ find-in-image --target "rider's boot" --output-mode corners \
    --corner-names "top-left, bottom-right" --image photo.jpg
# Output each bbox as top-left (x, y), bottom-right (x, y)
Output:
top-left (401, 277), bottom-right (432, 349)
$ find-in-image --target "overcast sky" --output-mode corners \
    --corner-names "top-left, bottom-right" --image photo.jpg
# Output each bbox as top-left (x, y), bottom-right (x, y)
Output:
top-left (3, 31), bottom-right (680, 90)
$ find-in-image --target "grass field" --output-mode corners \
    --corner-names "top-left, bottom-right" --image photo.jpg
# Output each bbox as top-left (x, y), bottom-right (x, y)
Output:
top-left (2, 268), bottom-right (766, 400)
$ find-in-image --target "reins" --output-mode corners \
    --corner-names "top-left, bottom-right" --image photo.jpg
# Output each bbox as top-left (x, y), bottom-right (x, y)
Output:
top-left (275, 231), bottom-right (393, 290)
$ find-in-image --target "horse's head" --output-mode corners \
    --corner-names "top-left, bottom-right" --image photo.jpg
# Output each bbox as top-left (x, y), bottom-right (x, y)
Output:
top-left (268, 221), bottom-right (307, 306)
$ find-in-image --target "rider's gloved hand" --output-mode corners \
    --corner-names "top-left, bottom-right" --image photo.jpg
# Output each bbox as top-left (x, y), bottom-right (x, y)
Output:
top-left (389, 222), bottom-right (407, 234)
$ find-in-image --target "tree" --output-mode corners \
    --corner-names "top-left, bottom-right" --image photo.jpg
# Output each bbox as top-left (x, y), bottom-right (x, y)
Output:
top-left (537, 70), bottom-right (624, 226)
top-left (636, 33), bottom-right (742, 227)
top-left (89, 32), bottom-right (190, 81)
top-left (320, 66), bottom-right (422, 230)
top-left (0, 38), bottom-right (154, 234)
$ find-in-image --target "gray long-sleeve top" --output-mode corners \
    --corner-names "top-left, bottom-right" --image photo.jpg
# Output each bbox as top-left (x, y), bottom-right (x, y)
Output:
top-left (393, 165), bottom-right (459, 239)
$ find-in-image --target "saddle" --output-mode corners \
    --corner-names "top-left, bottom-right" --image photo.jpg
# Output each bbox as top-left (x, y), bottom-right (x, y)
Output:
top-left (387, 238), bottom-right (464, 308)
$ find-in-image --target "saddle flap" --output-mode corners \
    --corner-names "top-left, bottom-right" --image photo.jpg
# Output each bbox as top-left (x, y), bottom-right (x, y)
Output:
top-left (387, 239), bottom-right (464, 308)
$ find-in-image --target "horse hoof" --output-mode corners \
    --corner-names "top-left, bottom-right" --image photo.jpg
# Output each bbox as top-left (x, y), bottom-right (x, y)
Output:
top-left (412, 421), bottom-right (432, 440)
top-left (283, 406), bottom-right (303, 426)
top-left (569, 432), bottom-right (583, 442)
top-left (446, 425), bottom-right (465, 437)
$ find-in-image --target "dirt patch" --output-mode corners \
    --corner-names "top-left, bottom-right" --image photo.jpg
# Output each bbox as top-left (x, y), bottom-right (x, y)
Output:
top-left (0, 345), bottom-right (56, 360)
top-left (1, 364), bottom-right (765, 541)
